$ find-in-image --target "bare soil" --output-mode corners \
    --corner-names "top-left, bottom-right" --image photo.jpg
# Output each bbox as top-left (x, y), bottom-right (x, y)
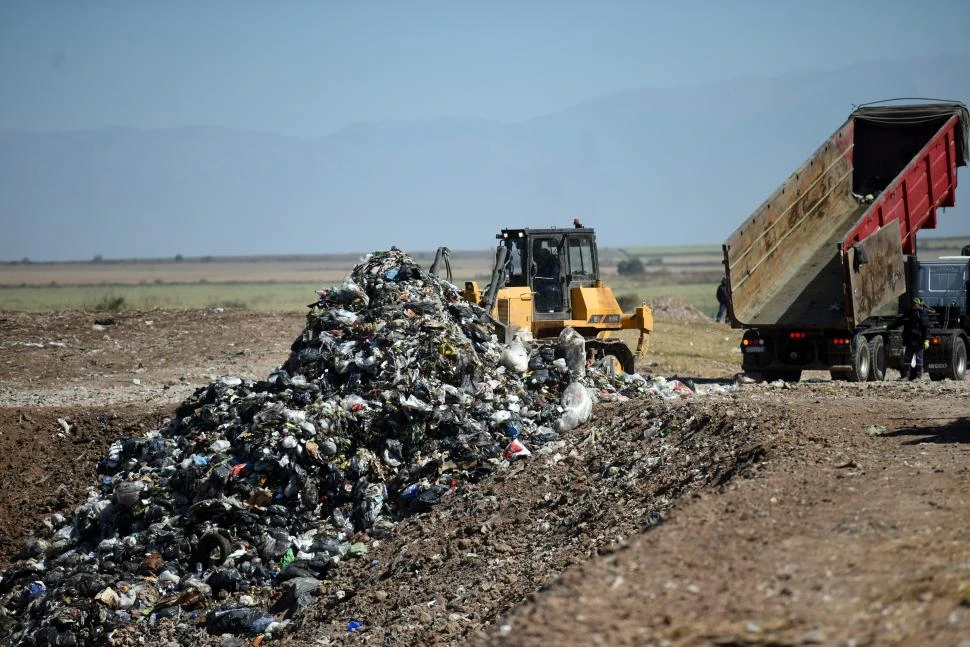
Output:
top-left (2, 309), bottom-right (970, 646)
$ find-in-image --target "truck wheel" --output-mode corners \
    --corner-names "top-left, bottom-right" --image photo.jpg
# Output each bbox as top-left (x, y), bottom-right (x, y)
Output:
top-left (942, 337), bottom-right (967, 381)
top-left (847, 336), bottom-right (870, 382)
top-left (867, 336), bottom-right (886, 381)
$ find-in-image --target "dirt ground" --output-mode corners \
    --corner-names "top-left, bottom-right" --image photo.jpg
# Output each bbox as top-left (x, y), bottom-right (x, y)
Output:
top-left (2, 309), bottom-right (970, 646)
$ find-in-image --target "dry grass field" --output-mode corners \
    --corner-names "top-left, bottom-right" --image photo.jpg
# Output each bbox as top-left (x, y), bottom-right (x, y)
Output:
top-left (1, 237), bottom-right (966, 313)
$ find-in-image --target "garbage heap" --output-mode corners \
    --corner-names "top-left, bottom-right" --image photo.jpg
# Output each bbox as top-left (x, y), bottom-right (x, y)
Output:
top-left (1, 249), bottom-right (697, 645)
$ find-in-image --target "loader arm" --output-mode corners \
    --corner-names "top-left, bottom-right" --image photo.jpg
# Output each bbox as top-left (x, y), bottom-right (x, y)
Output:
top-left (620, 303), bottom-right (654, 361)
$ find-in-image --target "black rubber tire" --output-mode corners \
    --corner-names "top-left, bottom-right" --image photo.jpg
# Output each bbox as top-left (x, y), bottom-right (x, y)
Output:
top-left (867, 336), bottom-right (886, 382)
top-left (847, 335), bottom-right (870, 382)
top-left (944, 336), bottom-right (967, 381)
top-left (194, 530), bottom-right (231, 568)
top-left (586, 339), bottom-right (636, 374)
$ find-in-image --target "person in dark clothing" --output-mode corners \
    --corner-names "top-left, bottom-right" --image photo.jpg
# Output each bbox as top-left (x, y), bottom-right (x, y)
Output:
top-left (900, 297), bottom-right (930, 380)
top-left (534, 247), bottom-right (562, 311)
top-left (715, 277), bottom-right (729, 323)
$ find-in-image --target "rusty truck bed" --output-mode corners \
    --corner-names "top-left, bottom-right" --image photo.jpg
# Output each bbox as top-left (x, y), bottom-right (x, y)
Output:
top-left (724, 102), bottom-right (968, 330)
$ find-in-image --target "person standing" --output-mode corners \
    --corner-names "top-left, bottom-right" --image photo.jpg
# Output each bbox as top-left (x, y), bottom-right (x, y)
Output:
top-left (715, 277), bottom-right (729, 323)
top-left (900, 297), bottom-right (930, 380)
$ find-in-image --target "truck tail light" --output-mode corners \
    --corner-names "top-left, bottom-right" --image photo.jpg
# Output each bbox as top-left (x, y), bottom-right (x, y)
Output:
top-left (831, 337), bottom-right (851, 346)
top-left (788, 331), bottom-right (807, 340)
top-left (930, 337), bottom-right (941, 346)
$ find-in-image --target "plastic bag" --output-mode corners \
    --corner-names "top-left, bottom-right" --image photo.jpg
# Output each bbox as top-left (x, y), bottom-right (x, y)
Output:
top-left (500, 337), bottom-right (530, 373)
top-left (503, 439), bottom-right (531, 460)
top-left (558, 327), bottom-right (586, 377)
top-left (554, 382), bottom-right (593, 432)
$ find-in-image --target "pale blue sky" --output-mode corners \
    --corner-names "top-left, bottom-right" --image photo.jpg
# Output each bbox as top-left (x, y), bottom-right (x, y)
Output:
top-left (2, 0), bottom-right (969, 136)
top-left (2, 1), bottom-right (970, 261)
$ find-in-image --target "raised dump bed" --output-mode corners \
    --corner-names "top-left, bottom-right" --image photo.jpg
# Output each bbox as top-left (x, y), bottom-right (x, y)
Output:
top-left (726, 102), bottom-right (968, 328)
top-left (723, 101), bottom-right (969, 381)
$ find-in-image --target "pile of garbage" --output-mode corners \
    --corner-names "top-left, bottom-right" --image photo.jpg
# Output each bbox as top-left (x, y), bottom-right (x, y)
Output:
top-left (0, 249), bottom-right (709, 645)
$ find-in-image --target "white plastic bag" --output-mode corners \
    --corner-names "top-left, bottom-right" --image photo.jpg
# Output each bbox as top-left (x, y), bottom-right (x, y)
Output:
top-left (558, 327), bottom-right (586, 377)
top-left (554, 382), bottom-right (593, 432)
top-left (500, 337), bottom-right (530, 373)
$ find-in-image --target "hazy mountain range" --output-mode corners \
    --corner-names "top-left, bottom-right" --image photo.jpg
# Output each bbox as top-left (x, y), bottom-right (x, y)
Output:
top-left (3, 55), bottom-right (969, 262)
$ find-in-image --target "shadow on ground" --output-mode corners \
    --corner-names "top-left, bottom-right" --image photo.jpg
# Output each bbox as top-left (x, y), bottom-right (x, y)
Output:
top-left (883, 416), bottom-right (970, 445)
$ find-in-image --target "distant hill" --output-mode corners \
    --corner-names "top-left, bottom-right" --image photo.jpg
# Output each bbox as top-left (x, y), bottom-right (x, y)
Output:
top-left (2, 55), bottom-right (969, 261)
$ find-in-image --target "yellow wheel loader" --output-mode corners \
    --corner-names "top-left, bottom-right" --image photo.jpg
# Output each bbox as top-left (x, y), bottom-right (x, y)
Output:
top-left (432, 227), bottom-right (652, 373)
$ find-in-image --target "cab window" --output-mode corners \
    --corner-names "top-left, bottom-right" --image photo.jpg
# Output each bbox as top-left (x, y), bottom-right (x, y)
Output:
top-left (567, 236), bottom-right (595, 277)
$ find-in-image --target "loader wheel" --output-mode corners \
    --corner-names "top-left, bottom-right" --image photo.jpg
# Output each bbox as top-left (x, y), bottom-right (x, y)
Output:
top-left (846, 335), bottom-right (870, 382)
top-left (867, 336), bottom-right (886, 382)
top-left (586, 339), bottom-right (636, 374)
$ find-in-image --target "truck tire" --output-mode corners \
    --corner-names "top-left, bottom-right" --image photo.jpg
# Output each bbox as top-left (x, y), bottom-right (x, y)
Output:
top-left (931, 336), bottom-right (967, 381)
top-left (867, 336), bottom-right (886, 381)
top-left (949, 337), bottom-right (967, 381)
top-left (846, 335), bottom-right (870, 382)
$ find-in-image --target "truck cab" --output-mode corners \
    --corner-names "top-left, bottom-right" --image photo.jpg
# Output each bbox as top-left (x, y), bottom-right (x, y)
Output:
top-left (915, 257), bottom-right (970, 321)
top-left (911, 256), bottom-right (970, 380)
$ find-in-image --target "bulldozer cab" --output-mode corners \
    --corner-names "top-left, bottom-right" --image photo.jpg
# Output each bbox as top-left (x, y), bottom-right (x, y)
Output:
top-left (497, 228), bottom-right (600, 320)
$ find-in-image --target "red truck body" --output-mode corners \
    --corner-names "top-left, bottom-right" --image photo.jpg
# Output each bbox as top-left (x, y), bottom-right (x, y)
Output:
top-left (843, 112), bottom-right (963, 255)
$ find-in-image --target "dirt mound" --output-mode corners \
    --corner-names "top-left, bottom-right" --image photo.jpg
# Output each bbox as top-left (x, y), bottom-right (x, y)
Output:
top-left (647, 296), bottom-right (711, 322)
top-left (0, 405), bottom-right (171, 566)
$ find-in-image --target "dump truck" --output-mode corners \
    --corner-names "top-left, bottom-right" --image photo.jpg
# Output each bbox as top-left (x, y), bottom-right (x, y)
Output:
top-left (723, 100), bottom-right (969, 381)
top-left (431, 226), bottom-right (653, 373)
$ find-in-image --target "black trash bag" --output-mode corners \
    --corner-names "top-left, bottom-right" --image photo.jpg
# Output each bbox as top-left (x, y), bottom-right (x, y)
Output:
top-left (205, 607), bottom-right (276, 635)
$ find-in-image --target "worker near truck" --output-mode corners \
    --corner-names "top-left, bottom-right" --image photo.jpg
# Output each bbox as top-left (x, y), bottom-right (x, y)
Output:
top-left (715, 277), bottom-right (729, 323)
top-left (900, 297), bottom-right (930, 380)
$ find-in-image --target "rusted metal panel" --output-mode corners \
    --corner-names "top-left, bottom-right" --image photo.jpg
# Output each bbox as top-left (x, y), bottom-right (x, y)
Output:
top-left (845, 221), bottom-right (906, 325)
top-left (724, 119), bottom-right (858, 326)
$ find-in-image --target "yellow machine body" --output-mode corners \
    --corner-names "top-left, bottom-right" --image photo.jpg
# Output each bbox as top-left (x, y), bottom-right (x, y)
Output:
top-left (458, 227), bottom-right (653, 372)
